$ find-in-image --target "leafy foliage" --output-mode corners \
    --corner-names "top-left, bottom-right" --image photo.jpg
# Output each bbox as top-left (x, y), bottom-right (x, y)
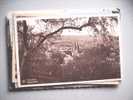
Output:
top-left (17, 16), bottom-right (120, 84)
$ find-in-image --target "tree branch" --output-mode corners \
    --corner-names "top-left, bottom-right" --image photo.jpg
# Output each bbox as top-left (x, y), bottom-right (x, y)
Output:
top-left (32, 22), bottom-right (91, 50)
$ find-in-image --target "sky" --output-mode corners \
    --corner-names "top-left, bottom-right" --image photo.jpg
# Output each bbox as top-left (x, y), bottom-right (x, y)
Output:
top-left (18, 17), bottom-right (119, 37)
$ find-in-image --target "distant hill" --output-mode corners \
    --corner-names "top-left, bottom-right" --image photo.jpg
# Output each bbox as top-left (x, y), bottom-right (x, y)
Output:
top-left (49, 35), bottom-right (96, 52)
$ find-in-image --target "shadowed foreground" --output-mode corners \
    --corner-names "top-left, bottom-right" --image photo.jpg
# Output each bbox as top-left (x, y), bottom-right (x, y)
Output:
top-left (19, 35), bottom-right (120, 85)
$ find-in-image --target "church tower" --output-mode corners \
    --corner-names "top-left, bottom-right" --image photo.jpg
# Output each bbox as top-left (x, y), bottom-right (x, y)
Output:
top-left (72, 41), bottom-right (80, 57)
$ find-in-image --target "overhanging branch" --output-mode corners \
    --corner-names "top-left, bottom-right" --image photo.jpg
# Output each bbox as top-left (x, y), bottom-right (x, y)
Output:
top-left (32, 22), bottom-right (91, 50)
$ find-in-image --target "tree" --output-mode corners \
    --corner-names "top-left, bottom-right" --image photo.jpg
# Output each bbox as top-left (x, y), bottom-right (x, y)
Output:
top-left (17, 16), bottom-right (118, 68)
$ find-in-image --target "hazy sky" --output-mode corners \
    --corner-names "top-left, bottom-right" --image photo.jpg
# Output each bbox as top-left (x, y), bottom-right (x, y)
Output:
top-left (17, 17), bottom-right (119, 37)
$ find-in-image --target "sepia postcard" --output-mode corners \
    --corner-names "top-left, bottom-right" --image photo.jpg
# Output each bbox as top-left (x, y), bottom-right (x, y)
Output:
top-left (7, 8), bottom-right (121, 90)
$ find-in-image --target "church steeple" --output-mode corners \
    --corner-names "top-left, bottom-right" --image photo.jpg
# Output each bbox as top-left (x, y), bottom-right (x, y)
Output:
top-left (72, 41), bottom-right (80, 56)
